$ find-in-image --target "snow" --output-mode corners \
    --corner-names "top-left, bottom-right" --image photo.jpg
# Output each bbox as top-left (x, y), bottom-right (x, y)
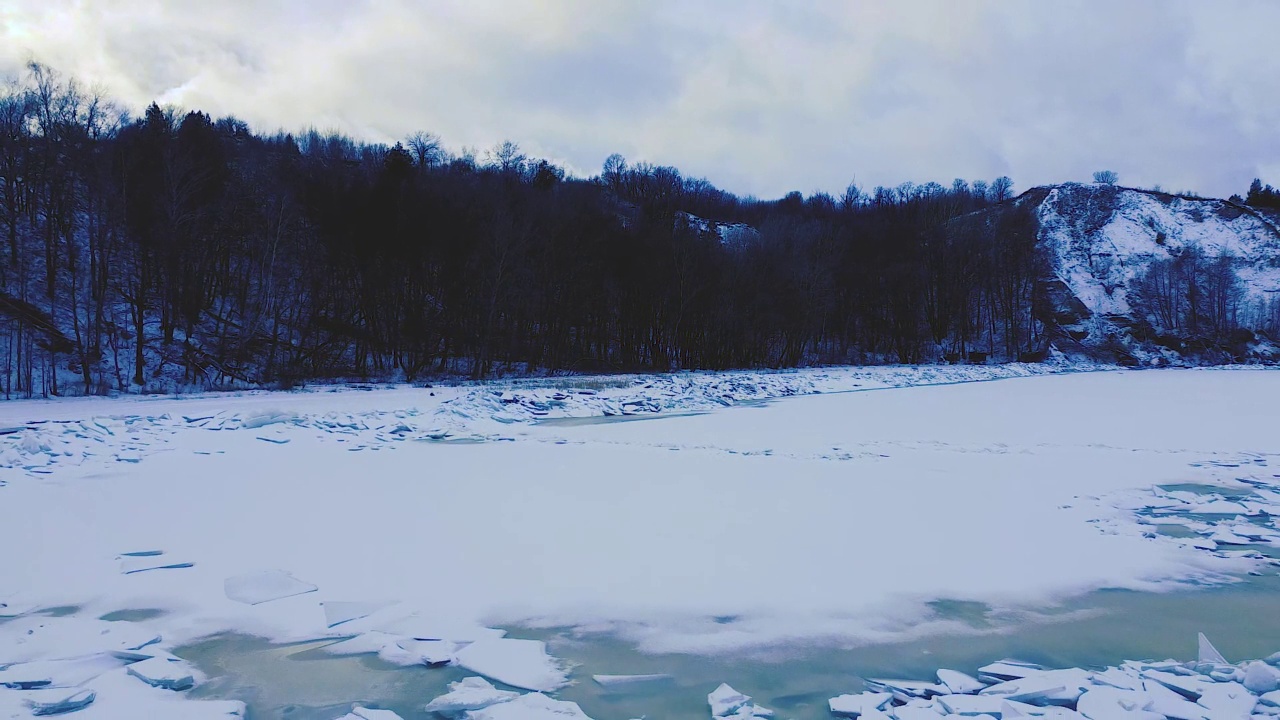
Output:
top-left (1037, 185), bottom-right (1280, 321)
top-left (453, 638), bottom-right (568, 692)
top-left (2, 366), bottom-right (1280, 716)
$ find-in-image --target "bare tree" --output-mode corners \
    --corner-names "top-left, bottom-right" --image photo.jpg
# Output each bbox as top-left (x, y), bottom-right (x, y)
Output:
top-left (1093, 170), bottom-right (1119, 185)
top-left (990, 176), bottom-right (1014, 202)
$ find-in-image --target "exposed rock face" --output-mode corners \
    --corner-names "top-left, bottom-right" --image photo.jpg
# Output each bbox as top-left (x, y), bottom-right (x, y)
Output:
top-left (1027, 183), bottom-right (1280, 363)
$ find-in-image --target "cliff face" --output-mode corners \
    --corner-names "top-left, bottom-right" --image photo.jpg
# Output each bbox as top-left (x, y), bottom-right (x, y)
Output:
top-left (1028, 184), bottom-right (1280, 363)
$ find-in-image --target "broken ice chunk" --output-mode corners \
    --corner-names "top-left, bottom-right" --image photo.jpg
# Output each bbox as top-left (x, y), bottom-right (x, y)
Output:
top-left (23, 688), bottom-right (96, 716)
top-left (126, 654), bottom-right (197, 690)
top-left (120, 553), bottom-right (194, 574)
top-left (1139, 679), bottom-right (1211, 720)
top-left (1196, 682), bottom-right (1257, 719)
top-left (224, 570), bottom-right (317, 605)
top-left (423, 677), bottom-right (520, 716)
top-left (322, 600), bottom-right (392, 628)
top-left (895, 705), bottom-right (945, 720)
top-left (465, 692), bottom-right (594, 719)
top-left (1245, 662), bottom-right (1280, 695)
top-left (335, 707), bottom-right (403, 720)
top-left (978, 661), bottom-right (1048, 683)
top-left (0, 654), bottom-right (127, 689)
top-left (394, 638), bottom-right (458, 666)
top-left (708, 683), bottom-right (774, 719)
top-left (1143, 670), bottom-right (1211, 701)
top-left (939, 669), bottom-right (988, 694)
top-left (375, 615), bottom-right (506, 642)
top-left (1092, 668), bottom-right (1145, 692)
top-left (981, 668), bottom-right (1091, 706)
top-left (1200, 633), bottom-right (1229, 665)
top-left (864, 678), bottom-right (947, 700)
top-left (0, 617), bottom-right (160, 663)
top-left (592, 674), bottom-right (673, 687)
top-left (1076, 687), bottom-right (1164, 720)
top-left (1208, 528), bottom-right (1254, 546)
top-left (1001, 702), bottom-right (1027, 719)
top-left (453, 638), bottom-right (568, 692)
top-left (937, 695), bottom-right (1038, 717)
top-left (829, 692), bottom-right (894, 717)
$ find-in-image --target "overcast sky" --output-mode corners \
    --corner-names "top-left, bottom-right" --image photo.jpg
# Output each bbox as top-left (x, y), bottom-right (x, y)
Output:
top-left (3, 1), bottom-right (1278, 200)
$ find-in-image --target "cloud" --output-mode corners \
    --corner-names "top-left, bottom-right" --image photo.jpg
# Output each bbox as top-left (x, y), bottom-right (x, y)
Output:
top-left (2, 0), bottom-right (1278, 199)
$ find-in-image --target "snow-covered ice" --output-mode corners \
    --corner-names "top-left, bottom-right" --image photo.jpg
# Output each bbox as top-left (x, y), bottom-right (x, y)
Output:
top-left (463, 692), bottom-right (593, 720)
top-left (940, 669), bottom-right (989, 694)
top-left (453, 638), bottom-right (568, 692)
top-left (830, 691), bottom-right (894, 716)
top-left (223, 569), bottom-right (318, 605)
top-left (334, 706), bottom-right (403, 720)
top-left (710, 683), bottom-right (774, 718)
top-left (591, 673), bottom-right (673, 687)
top-left (2, 366), bottom-right (1280, 717)
top-left (423, 676), bottom-right (521, 716)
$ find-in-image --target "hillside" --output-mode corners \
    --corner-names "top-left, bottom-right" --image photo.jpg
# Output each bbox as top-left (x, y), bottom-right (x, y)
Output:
top-left (1023, 184), bottom-right (1280, 363)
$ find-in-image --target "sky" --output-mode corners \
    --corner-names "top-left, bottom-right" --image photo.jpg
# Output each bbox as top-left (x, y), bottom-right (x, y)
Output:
top-left (2, 0), bottom-right (1279, 201)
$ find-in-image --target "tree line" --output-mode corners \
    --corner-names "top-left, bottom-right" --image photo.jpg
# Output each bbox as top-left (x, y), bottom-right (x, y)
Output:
top-left (0, 63), bottom-right (1251, 398)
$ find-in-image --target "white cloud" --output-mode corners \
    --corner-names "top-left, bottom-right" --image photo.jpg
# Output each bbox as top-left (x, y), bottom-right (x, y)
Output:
top-left (2, 0), bottom-right (1277, 199)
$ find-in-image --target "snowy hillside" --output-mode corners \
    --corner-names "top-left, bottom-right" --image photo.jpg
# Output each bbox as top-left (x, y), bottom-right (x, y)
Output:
top-left (1029, 184), bottom-right (1280, 362)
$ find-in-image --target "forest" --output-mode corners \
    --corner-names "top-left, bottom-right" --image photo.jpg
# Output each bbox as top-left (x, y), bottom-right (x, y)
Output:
top-left (0, 63), bottom-right (1269, 397)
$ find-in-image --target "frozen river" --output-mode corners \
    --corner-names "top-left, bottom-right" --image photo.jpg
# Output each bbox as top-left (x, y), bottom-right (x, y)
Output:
top-left (2, 366), bottom-right (1278, 718)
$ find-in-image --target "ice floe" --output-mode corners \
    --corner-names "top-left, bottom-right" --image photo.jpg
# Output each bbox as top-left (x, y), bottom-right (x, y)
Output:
top-left (334, 706), bottom-right (403, 720)
top-left (322, 600), bottom-right (393, 628)
top-left (423, 676), bottom-right (521, 716)
top-left (223, 569), bottom-right (317, 605)
top-left (463, 692), bottom-right (593, 720)
top-left (940, 669), bottom-right (989, 694)
top-left (830, 691), bottom-right (895, 716)
top-left (0, 617), bottom-right (159, 664)
top-left (591, 673), bottom-right (673, 687)
top-left (453, 638), bottom-right (568, 692)
top-left (709, 682), bottom-right (774, 718)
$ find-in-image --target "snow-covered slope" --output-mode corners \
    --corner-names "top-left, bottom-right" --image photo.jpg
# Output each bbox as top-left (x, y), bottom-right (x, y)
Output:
top-left (1030, 183), bottom-right (1280, 361)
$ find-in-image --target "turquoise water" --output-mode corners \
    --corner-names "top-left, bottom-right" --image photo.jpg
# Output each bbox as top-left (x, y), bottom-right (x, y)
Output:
top-left (176, 573), bottom-right (1280, 720)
